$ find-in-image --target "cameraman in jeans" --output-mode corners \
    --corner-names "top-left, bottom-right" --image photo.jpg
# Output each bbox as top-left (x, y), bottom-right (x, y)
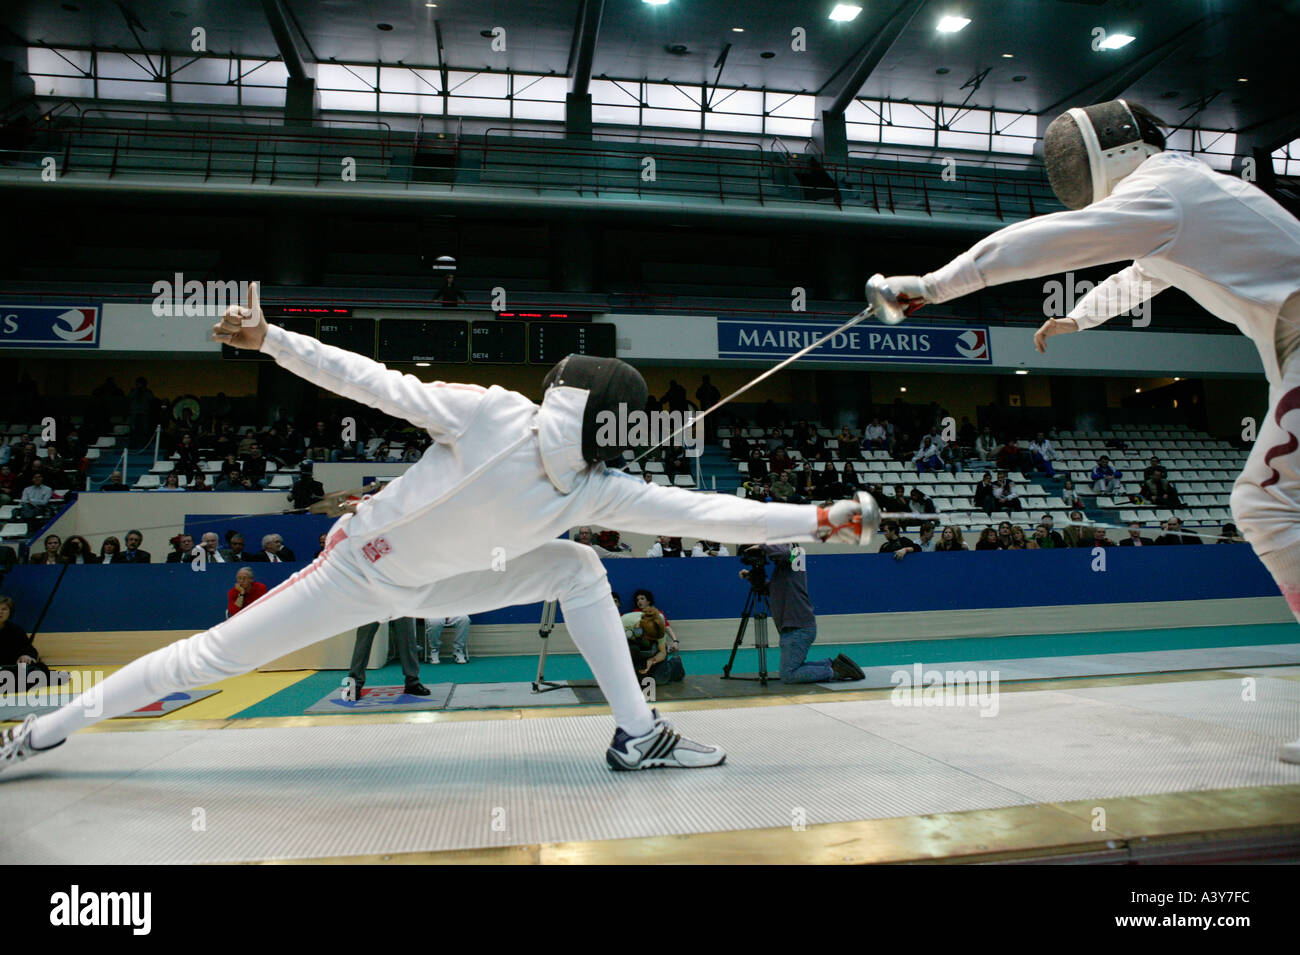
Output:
top-left (741, 544), bottom-right (865, 684)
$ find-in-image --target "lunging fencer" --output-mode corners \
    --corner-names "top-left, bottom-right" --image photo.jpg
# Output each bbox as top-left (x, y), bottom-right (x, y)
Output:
top-left (0, 285), bottom-right (877, 775)
top-left (877, 99), bottom-right (1300, 763)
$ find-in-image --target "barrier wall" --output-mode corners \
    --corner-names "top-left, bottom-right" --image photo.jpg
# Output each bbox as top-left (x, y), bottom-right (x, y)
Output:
top-left (3, 543), bottom-right (1290, 666)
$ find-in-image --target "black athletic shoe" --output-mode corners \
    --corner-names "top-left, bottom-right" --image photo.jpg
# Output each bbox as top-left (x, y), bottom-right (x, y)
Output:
top-left (831, 653), bottom-right (865, 682)
top-left (403, 682), bottom-right (432, 696)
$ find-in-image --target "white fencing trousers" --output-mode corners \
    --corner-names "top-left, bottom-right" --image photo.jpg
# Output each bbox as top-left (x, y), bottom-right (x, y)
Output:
top-left (1232, 349), bottom-right (1300, 620)
top-left (30, 537), bottom-right (652, 748)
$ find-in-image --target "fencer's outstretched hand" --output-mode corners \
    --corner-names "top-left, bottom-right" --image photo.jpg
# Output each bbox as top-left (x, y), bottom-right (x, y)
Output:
top-left (1033, 317), bottom-right (1079, 354)
top-left (212, 281), bottom-right (267, 350)
top-left (880, 275), bottom-right (933, 317)
top-left (816, 498), bottom-right (863, 544)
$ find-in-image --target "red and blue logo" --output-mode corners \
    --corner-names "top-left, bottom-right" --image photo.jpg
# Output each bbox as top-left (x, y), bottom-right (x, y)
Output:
top-left (0, 305), bottom-right (100, 348)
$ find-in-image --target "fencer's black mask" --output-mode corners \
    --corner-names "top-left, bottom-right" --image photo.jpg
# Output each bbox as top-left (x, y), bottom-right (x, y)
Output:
top-left (543, 354), bottom-right (649, 465)
top-left (1043, 99), bottom-right (1165, 210)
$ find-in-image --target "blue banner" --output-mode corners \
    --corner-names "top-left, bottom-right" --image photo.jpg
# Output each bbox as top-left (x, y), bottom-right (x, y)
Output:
top-left (0, 305), bottom-right (100, 347)
top-left (717, 319), bottom-right (991, 364)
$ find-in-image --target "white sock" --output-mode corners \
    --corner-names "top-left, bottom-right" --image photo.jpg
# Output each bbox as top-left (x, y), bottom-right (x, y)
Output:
top-left (560, 592), bottom-right (654, 737)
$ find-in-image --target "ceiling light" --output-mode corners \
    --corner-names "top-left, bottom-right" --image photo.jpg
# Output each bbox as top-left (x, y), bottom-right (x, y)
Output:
top-left (1237, 77), bottom-right (1248, 83)
top-left (416, 362), bottom-right (431, 367)
top-left (1001, 53), bottom-right (1013, 58)
top-left (1135, 388), bottom-right (1142, 393)
top-left (732, 27), bottom-right (744, 32)
top-left (829, 4), bottom-right (862, 22)
top-left (1015, 370), bottom-right (1027, 375)
top-left (1099, 33), bottom-right (1134, 50)
top-left (936, 15), bottom-right (971, 32)
top-left (642, 0), bottom-right (671, 6)
top-left (899, 386), bottom-right (907, 393)
top-left (425, 2), bottom-right (437, 7)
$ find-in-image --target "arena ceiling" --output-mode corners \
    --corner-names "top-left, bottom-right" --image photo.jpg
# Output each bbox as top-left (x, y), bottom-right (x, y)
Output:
top-left (2, 0), bottom-right (1298, 139)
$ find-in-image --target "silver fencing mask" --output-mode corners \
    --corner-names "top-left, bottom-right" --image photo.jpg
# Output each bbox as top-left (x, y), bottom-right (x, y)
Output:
top-left (1043, 99), bottom-right (1165, 209)
top-left (542, 354), bottom-right (649, 465)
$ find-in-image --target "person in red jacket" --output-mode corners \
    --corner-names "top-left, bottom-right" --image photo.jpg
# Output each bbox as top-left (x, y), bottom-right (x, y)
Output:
top-left (227, 566), bottom-right (268, 617)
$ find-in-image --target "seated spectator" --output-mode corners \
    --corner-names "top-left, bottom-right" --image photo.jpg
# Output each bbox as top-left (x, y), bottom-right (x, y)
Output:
top-left (1119, 522), bottom-right (1151, 546)
top-left (878, 519), bottom-right (919, 559)
top-left (59, 535), bottom-right (98, 564)
top-left (891, 431), bottom-right (913, 463)
top-left (974, 427), bottom-right (997, 462)
top-left (174, 433), bottom-right (201, 480)
top-left (1091, 526), bottom-right (1115, 548)
top-left (1091, 455), bottom-right (1124, 494)
top-left (913, 435), bottom-right (944, 473)
top-left (973, 471), bottom-right (997, 515)
top-left (741, 478), bottom-right (771, 501)
top-left (28, 534), bottom-right (62, 564)
top-left (572, 526), bottom-right (595, 547)
top-left (975, 527), bottom-right (1000, 551)
top-left (996, 438), bottom-right (1030, 474)
top-left (100, 470), bottom-right (129, 492)
top-left (837, 426), bottom-right (861, 461)
top-left (166, 534), bottom-right (197, 563)
top-left (884, 484), bottom-right (910, 513)
top-left (196, 532), bottom-right (229, 564)
top-left (935, 525), bottom-right (968, 551)
top-left (909, 488), bottom-right (936, 514)
top-left (227, 566), bottom-right (268, 616)
top-left (1217, 522), bottom-right (1244, 543)
top-left (305, 420), bottom-right (339, 462)
top-left (993, 474), bottom-right (1022, 513)
top-left (1140, 475), bottom-right (1181, 508)
top-left (236, 429), bottom-right (259, 457)
top-left (1060, 478), bottom-right (1083, 511)
top-left (1155, 516), bottom-right (1202, 545)
top-left (820, 461), bottom-right (857, 498)
top-left (766, 428), bottom-right (785, 452)
top-left (0, 464), bottom-right (19, 503)
top-left (915, 521), bottom-right (937, 552)
top-left (188, 471), bottom-right (211, 492)
top-left (770, 470), bottom-right (803, 504)
top-left (248, 533), bottom-right (295, 562)
top-left (98, 536), bottom-right (122, 563)
top-left (18, 471), bottom-right (54, 522)
top-left (241, 444), bottom-right (270, 488)
top-left (746, 448), bottom-right (769, 483)
top-left (1008, 525), bottom-right (1031, 549)
top-left (769, 446), bottom-right (793, 475)
top-left (595, 530), bottom-right (631, 554)
top-left (0, 595), bottom-right (58, 688)
top-left (215, 470), bottom-right (254, 492)
top-left (288, 462), bottom-right (324, 509)
top-left (728, 432), bottom-right (751, 461)
top-left (797, 429), bottom-right (822, 460)
top-left (1039, 514), bottom-right (1064, 547)
top-left (158, 473), bottom-right (185, 492)
top-left (1028, 432), bottom-right (1057, 478)
top-left (646, 535), bottom-right (685, 558)
top-left (1143, 456), bottom-right (1167, 483)
top-left (424, 615), bottom-right (473, 664)
top-left (863, 418), bottom-right (887, 450)
top-left (996, 521), bottom-right (1014, 549)
top-left (1028, 524), bottom-right (1054, 548)
top-left (220, 532), bottom-right (248, 562)
top-left (1062, 512), bottom-right (1091, 548)
top-left (691, 539), bottom-right (731, 557)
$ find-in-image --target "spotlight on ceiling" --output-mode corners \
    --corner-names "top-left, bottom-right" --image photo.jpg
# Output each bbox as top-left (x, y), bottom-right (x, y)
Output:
top-left (1099, 33), bottom-right (1135, 50)
top-left (936, 15), bottom-right (971, 33)
top-left (642, 0), bottom-right (670, 6)
top-left (829, 5), bottom-right (862, 22)
top-left (1015, 370), bottom-right (1028, 375)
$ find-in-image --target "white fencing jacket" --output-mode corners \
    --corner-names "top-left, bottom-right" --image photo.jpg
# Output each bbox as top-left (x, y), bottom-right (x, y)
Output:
top-left (923, 151), bottom-right (1300, 387)
top-left (261, 326), bottom-right (817, 587)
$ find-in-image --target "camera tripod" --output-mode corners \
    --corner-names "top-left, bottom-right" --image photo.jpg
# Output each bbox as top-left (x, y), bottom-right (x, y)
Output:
top-left (722, 581), bottom-right (776, 686)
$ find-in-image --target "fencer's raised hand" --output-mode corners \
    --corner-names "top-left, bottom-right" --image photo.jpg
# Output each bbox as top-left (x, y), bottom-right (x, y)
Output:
top-left (212, 281), bottom-right (267, 350)
top-left (880, 275), bottom-right (934, 317)
top-left (816, 498), bottom-right (863, 544)
top-left (1033, 316), bottom-right (1079, 354)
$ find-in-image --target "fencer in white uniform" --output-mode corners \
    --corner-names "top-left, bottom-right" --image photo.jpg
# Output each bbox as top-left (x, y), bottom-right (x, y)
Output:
top-left (879, 99), bottom-right (1300, 763)
top-left (1, 291), bottom-right (874, 774)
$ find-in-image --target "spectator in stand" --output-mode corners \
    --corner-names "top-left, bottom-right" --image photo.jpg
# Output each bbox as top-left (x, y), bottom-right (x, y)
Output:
top-left (915, 520), bottom-right (937, 552)
top-left (1091, 455), bottom-right (1124, 495)
top-left (993, 473), bottom-right (1022, 513)
top-left (913, 435), bottom-right (944, 473)
top-left (695, 375), bottom-right (721, 416)
top-left (837, 426), bottom-right (862, 461)
top-left (1156, 516), bottom-right (1202, 545)
top-left (769, 445), bottom-right (793, 475)
top-left (1008, 525), bottom-right (1031, 549)
top-left (236, 429), bottom-right (258, 457)
top-left (1120, 522), bottom-right (1151, 546)
top-left (909, 487), bottom-right (937, 514)
top-left (770, 471), bottom-right (802, 504)
top-left (438, 272), bottom-right (468, 307)
top-left (127, 376), bottom-right (155, 446)
top-left (288, 462), bottom-right (324, 510)
top-left (746, 448), bottom-right (769, 483)
top-left (1062, 511), bottom-right (1090, 548)
top-left (165, 534), bottom-right (196, 563)
top-left (763, 427), bottom-right (784, 453)
top-left (1028, 524), bottom-right (1055, 549)
top-left (174, 433), bottom-right (201, 481)
top-left (935, 525), bottom-right (968, 551)
top-left (974, 471), bottom-right (997, 516)
top-left (197, 532), bottom-right (228, 564)
top-left (996, 437), bottom-right (1029, 473)
top-left (821, 462), bottom-right (858, 498)
top-left (98, 536), bottom-right (121, 563)
top-left (741, 478), bottom-right (771, 502)
top-left (189, 472), bottom-right (211, 492)
top-left (958, 416), bottom-right (977, 452)
top-left (1218, 522), bottom-right (1244, 543)
top-left (662, 380), bottom-right (689, 415)
top-left (975, 527), bottom-right (1000, 551)
top-left (249, 533), bottom-right (295, 562)
top-left (595, 530), bottom-right (631, 555)
top-left (691, 540), bottom-right (731, 557)
top-left (1060, 478), bottom-right (1083, 511)
top-left (797, 428), bottom-right (822, 462)
top-left (728, 431), bottom-right (751, 462)
top-left (0, 464), bottom-right (18, 504)
top-left (1092, 526), bottom-right (1116, 548)
top-left (1143, 456), bottom-right (1167, 483)
top-left (220, 532), bottom-right (248, 562)
top-left (100, 470), bottom-right (129, 492)
top-left (1039, 514), bottom-right (1065, 547)
top-left (241, 444), bottom-right (270, 488)
top-left (975, 427), bottom-right (998, 462)
top-left (861, 418), bottom-right (885, 451)
top-left (878, 519), bottom-right (919, 559)
top-left (1140, 474), bottom-right (1181, 508)
top-left (646, 536), bottom-right (685, 558)
top-left (996, 521), bottom-right (1015, 549)
top-left (18, 471), bottom-right (54, 522)
top-left (28, 534), bottom-right (62, 564)
top-left (227, 566), bottom-right (267, 617)
top-left (305, 421), bottom-right (338, 462)
top-left (1028, 432), bottom-right (1058, 479)
top-left (158, 473), bottom-right (184, 492)
top-left (884, 484), bottom-right (910, 513)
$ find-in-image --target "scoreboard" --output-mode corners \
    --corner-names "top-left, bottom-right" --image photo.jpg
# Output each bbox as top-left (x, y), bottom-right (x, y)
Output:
top-left (471, 321), bottom-right (526, 363)
top-left (528, 321), bottom-right (616, 364)
top-left (378, 320), bottom-right (468, 362)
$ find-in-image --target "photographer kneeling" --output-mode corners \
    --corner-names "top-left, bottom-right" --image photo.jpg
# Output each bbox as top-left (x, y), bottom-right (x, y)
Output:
top-left (623, 589), bottom-right (685, 685)
top-left (739, 545), bottom-right (865, 684)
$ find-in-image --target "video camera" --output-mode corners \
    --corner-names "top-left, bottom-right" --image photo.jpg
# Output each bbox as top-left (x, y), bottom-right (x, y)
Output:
top-left (739, 544), bottom-right (769, 591)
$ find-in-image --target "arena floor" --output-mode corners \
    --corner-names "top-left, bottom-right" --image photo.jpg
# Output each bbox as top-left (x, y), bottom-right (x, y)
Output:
top-left (2, 628), bottom-right (1299, 864)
